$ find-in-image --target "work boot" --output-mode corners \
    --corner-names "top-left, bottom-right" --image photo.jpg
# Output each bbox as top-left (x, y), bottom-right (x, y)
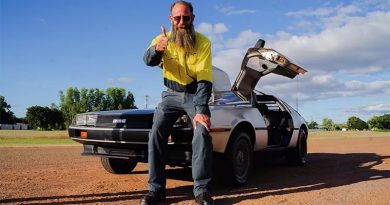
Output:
top-left (140, 191), bottom-right (166, 205)
top-left (195, 192), bottom-right (214, 205)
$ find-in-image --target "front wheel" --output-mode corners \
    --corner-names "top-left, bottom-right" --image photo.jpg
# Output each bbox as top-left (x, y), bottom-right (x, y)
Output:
top-left (286, 129), bottom-right (307, 166)
top-left (225, 131), bottom-right (253, 185)
top-left (100, 157), bottom-right (137, 174)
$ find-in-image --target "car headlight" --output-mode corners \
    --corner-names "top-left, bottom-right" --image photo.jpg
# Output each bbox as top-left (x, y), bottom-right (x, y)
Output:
top-left (86, 114), bottom-right (97, 126)
top-left (75, 114), bottom-right (97, 126)
top-left (76, 114), bottom-right (87, 125)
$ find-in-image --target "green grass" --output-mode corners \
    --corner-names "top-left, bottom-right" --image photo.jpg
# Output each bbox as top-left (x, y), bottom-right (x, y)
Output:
top-left (0, 130), bottom-right (76, 146)
top-left (0, 130), bottom-right (68, 138)
top-left (0, 137), bottom-right (76, 146)
top-left (309, 130), bottom-right (390, 139)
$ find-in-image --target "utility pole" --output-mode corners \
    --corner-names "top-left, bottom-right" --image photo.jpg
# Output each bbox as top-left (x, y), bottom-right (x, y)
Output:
top-left (145, 95), bottom-right (149, 109)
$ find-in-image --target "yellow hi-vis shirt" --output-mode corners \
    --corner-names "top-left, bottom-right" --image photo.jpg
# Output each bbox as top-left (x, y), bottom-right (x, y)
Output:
top-left (148, 32), bottom-right (212, 93)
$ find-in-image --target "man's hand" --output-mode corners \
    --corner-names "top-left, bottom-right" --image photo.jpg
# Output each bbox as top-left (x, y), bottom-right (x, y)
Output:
top-left (156, 26), bottom-right (168, 52)
top-left (193, 114), bottom-right (211, 131)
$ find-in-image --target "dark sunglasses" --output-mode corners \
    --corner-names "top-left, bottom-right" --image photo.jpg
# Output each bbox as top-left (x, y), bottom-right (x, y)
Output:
top-left (172, 15), bottom-right (191, 22)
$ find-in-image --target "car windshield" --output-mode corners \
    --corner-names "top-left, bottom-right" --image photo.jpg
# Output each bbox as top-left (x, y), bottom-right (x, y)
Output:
top-left (211, 91), bottom-right (244, 105)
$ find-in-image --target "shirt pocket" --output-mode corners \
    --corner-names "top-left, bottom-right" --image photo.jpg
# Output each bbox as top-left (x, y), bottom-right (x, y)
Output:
top-left (186, 52), bottom-right (198, 65)
top-left (163, 52), bottom-right (179, 69)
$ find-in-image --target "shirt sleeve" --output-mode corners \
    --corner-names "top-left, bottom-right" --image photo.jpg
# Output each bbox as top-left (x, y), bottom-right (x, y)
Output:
top-left (143, 35), bottom-right (163, 67)
top-left (143, 45), bottom-right (163, 66)
top-left (193, 40), bottom-right (213, 116)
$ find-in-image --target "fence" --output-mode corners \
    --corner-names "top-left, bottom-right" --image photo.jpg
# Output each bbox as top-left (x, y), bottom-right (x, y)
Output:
top-left (0, 124), bottom-right (29, 130)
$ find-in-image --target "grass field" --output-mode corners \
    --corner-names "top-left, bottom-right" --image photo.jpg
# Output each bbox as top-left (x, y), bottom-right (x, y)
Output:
top-left (0, 130), bottom-right (389, 146)
top-left (309, 130), bottom-right (390, 139)
top-left (0, 130), bottom-right (76, 146)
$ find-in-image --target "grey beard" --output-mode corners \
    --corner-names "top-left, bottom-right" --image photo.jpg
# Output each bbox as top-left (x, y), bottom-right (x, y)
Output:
top-left (170, 24), bottom-right (196, 51)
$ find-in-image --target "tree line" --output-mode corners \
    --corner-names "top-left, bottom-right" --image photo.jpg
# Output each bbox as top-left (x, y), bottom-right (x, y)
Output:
top-left (0, 87), bottom-right (137, 130)
top-left (307, 115), bottom-right (390, 131)
top-left (59, 87), bottom-right (137, 127)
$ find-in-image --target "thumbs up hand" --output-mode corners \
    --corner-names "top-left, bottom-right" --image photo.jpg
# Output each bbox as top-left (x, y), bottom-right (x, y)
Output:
top-left (156, 26), bottom-right (169, 52)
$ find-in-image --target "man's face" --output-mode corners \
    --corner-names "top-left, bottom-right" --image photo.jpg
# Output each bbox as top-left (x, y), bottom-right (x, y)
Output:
top-left (170, 3), bottom-right (196, 50)
top-left (170, 3), bottom-right (194, 29)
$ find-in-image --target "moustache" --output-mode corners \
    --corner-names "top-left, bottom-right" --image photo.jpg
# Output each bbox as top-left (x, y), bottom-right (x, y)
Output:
top-left (176, 24), bottom-right (191, 30)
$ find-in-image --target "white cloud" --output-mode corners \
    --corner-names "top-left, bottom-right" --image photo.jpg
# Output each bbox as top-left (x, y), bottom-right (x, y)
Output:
top-left (197, 22), bottom-right (228, 35)
top-left (197, 22), bottom-right (213, 34)
top-left (286, 7), bottom-right (334, 17)
top-left (204, 0), bottom-right (390, 116)
top-left (225, 30), bottom-right (261, 49)
top-left (215, 5), bottom-right (256, 16)
top-left (311, 74), bottom-right (335, 85)
top-left (214, 23), bottom-right (228, 34)
top-left (106, 77), bottom-right (131, 84)
top-left (268, 11), bottom-right (390, 75)
top-left (196, 22), bottom-right (229, 50)
top-left (346, 103), bottom-right (390, 117)
top-left (363, 103), bottom-right (390, 112)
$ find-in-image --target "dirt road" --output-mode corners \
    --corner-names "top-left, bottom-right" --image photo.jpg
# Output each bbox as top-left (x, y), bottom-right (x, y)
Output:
top-left (1, 136), bottom-right (389, 205)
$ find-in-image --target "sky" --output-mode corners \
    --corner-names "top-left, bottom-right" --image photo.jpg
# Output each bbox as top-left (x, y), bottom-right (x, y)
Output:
top-left (1, 0), bottom-right (389, 124)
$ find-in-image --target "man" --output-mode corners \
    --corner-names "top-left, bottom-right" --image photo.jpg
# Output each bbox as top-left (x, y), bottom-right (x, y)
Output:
top-left (141, 1), bottom-right (214, 205)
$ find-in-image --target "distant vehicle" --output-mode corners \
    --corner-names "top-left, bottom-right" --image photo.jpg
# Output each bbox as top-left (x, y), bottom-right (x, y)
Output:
top-left (68, 39), bottom-right (308, 185)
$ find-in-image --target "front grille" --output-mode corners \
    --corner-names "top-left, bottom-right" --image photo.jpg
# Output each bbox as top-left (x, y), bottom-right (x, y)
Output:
top-left (95, 114), bottom-right (154, 129)
top-left (124, 115), bottom-right (154, 129)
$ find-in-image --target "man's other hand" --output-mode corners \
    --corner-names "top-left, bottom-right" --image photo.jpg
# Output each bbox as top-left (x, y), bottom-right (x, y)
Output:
top-left (156, 26), bottom-right (168, 52)
top-left (193, 114), bottom-right (211, 131)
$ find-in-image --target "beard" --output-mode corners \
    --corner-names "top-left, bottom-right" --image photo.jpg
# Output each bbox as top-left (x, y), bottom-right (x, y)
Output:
top-left (170, 23), bottom-right (196, 51)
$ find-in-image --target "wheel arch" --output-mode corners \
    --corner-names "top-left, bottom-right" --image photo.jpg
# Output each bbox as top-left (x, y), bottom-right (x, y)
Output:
top-left (226, 121), bottom-right (256, 153)
top-left (300, 124), bottom-right (308, 138)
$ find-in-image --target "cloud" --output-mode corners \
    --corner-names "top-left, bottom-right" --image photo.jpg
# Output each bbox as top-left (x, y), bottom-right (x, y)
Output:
top-left (363, 103), bottom-right (390, 113)
top-left (311, 74), bottom-right (336, 85)
top-left (215, 5), bottom-right (256, 16)
top-left (197, 22), bottom-right (228, 35)
top-left (269, 11), bottom-right (390, 75)
top-left (106, 77), bottom-right (131, 84)
top-left (196, 22), bottom-right (229, 50)
top-left (260, 70), bottom-right (389, 98)
top-left (286, 7), bottom-right (334, 17)
top-left (225, 30), bottom-right (261, 48)
top-left (200, 0), bottom-right (390, 121)
top-left (345, 103), bottom-right (390, 117)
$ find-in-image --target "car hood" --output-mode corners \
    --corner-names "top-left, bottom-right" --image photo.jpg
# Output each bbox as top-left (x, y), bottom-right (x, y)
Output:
top-left (231, 43), bottom-right (307, 100)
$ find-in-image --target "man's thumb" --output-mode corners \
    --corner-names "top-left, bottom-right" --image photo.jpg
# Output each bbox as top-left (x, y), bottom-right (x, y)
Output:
top-left (161, 26), bottom-right (167, 37)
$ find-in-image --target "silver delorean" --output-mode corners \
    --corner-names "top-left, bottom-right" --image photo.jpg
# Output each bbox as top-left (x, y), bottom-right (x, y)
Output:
top-left (68, 39), bottom-right (308, 185)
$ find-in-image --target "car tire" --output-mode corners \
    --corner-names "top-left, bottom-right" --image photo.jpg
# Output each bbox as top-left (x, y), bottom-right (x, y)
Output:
top-left (100, 157), bottom-right (137, 174)
top-left (286, 129), bottom-right (307, 166)
top-left (224, 131), bottom-right (253, 186)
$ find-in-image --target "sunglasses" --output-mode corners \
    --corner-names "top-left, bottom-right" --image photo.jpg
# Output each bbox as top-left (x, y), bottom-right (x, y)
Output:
top-left (172, 15), bottom-right (191, 22)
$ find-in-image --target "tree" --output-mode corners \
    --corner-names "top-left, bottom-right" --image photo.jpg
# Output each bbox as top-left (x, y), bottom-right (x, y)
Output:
top-left (322, 118), bottom-right (335, 131)
top-left (368, 114), bottom-right (390, 130)
top-left (334, 124), bottom-right (342, 131)
top-left (346, 116), bottom-right (368, 130)
top-left (106, 88), bottom-right (126, 110)
top-left (59, 87), bottom-right (137, 126)
top-left (308, 121), bottom-right (319, 129)
top-left (0, 96), bottom-right (16, 124)
top-left (26, 106), bottom-right (64, 130)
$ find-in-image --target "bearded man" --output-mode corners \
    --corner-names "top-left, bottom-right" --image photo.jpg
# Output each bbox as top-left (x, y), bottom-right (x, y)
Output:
top-left (141, 1), bottom-right (214, 205)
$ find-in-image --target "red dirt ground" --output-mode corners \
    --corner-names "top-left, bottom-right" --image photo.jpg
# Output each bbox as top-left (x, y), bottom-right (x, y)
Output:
top-left (1, 136), bottom-right (389, 205)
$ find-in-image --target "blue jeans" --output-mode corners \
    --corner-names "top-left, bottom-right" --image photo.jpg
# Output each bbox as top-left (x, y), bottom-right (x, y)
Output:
top-left (148, 90), bottom-right (213, 196)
